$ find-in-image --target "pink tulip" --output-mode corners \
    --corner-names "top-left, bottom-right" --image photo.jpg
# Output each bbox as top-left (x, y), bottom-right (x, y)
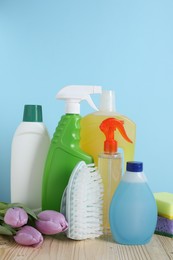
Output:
top-left (14, 226), bottom-right (43, 247)
top-left (4, 207), bottom-right (28, 228)
top-left (35, 210), bottom-right (68, 235)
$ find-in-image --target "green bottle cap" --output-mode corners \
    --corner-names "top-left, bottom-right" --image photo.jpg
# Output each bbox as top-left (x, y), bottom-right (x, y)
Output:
top-left (23, 105), bottom-right (43, 122)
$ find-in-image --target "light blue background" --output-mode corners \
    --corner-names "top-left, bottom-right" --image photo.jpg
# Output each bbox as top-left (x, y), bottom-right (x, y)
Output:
top-left (0, 0), bottom-right (173, 202)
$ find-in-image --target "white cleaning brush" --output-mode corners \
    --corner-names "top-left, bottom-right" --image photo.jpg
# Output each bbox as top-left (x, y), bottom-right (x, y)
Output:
top-left (60, 161), bottom-right (104, 240)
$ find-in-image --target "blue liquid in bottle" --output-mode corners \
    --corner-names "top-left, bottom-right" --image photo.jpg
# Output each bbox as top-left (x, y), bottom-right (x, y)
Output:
top-left (109, 162), bottom-right (157, 245)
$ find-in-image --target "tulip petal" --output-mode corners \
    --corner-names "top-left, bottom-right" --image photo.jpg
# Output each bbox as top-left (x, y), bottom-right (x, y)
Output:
top-left (36, 220), bottom-right (62, 235)
top-left (14, 226), bottom-right (43, 247)
top-left (4, 207), bottom-right (28, 228)
top-left (35, 210), bottom-right (68, 235)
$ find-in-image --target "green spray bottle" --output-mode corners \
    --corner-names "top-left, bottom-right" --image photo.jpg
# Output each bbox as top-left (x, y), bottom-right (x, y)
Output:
top-left (42, 85), bottom-right (102, 211)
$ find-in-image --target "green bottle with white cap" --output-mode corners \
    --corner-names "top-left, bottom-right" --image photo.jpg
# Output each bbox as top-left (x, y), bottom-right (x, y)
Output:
top-left (42, 85), bottom-right (102, 212)
top-left (11, 105), bottom-right (50, 211)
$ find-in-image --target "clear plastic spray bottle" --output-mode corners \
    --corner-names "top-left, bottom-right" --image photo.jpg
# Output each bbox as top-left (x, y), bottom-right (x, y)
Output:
top-left (98, 117), bottom-right (132, 234)
top-left (80, 90), bottom-right (136, 170)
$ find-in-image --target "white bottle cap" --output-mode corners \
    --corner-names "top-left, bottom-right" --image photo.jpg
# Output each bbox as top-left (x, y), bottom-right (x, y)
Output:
top-left (99, 90), bottom-right (116, 112)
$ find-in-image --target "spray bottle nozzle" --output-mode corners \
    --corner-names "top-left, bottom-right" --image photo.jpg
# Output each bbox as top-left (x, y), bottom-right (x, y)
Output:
top-left (100, 117), bottom-right (133, 154)
top-left (56, 85), bottom-right (102, 114)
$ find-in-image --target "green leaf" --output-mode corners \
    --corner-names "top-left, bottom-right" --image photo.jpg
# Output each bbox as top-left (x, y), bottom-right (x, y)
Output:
top-left (1, 223), bottom-right (17, 235)
top-left (0, 225), bottom-right (14, 236)
top-left (0, 202), bottom-right (8, 210)
top-left (22, 206), bottom-right (38, 220)
top-left (27, 215), bottom-right (36, 227)
top-left (6, 202), bottom-right (25, 208)
top-left (0, 209), bottom-right (6, 215)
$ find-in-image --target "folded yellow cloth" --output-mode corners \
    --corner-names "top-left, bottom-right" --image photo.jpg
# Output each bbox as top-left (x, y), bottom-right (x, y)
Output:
top-left (154, 192), bottom-right (173, 220)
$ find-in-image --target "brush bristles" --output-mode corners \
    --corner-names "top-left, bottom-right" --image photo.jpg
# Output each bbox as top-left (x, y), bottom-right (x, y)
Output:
top-left (66, 163), bottom-right (104, 240)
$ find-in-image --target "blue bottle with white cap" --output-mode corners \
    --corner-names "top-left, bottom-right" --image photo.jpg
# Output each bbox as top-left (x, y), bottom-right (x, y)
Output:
top-left (109, 161), bottom-right (157, 245)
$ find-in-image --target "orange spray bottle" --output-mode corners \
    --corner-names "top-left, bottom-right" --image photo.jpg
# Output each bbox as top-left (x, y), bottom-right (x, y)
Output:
top-left (98, 117), bottom-right (132, 234)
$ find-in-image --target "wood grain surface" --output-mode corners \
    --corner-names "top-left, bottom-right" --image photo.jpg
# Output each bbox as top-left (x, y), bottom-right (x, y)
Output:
top-left (0, 234), bottom-right (173, 260)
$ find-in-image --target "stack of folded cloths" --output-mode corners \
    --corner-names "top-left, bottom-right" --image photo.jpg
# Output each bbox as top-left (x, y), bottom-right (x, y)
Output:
top-left (154, 192), bottom-right (173, 238)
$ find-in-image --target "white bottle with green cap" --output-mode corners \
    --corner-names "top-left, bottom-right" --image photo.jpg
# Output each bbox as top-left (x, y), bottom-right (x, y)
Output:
top-left (11, 105), bottom-right (50, 211)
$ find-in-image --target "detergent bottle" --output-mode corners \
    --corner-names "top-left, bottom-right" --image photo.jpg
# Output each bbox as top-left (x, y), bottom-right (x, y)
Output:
top-left (80, 90), bottom-right (136, 170)
top-left (98, 117), bottom-right (132, 234)
top-left (109, 161), bottom-right (157, 245)
top-left (42, 85), bottom-right (102, 212)
top-left (11, 105), bottom-right (50, 211)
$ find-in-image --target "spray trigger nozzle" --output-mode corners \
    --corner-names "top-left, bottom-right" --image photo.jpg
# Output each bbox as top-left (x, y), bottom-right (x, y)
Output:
top-left (56, 85), bottom-right (102, 114)
top-left (100, 117), bottom-right (133, 154)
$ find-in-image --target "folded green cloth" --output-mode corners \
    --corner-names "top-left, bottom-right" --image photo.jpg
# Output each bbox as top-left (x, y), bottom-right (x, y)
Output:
top-left (155, 231), bottom-right (173, 238)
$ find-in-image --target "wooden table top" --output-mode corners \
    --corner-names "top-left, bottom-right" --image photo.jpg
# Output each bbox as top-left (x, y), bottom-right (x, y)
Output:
top-left (0, 233), bottom-right (173, 260)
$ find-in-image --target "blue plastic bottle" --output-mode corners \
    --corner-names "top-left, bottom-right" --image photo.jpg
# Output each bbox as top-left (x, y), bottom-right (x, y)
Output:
top-left (109, 161), bottom-right (157, 245)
